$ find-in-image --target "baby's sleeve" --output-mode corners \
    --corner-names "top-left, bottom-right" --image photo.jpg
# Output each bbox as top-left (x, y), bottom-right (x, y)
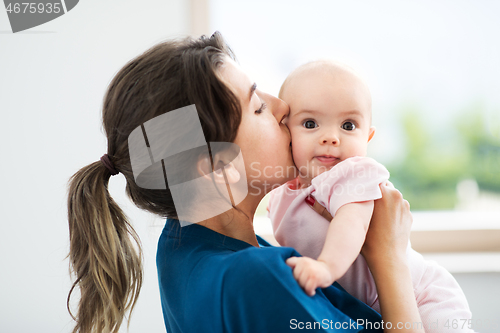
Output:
top-left (311, 157), bottom-right (390, 217)
top-left (266, 188), bottom-right (274, 215)
top-left (266, 187), bottom-right (283, 233)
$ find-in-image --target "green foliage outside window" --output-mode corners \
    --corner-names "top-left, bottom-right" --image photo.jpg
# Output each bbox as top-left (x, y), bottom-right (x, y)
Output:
top-left (387, 106), bottom-right (500, 210)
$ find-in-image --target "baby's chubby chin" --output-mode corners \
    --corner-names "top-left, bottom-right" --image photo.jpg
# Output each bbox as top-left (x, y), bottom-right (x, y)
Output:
top-left (296, 158), bottom-right (340, 185)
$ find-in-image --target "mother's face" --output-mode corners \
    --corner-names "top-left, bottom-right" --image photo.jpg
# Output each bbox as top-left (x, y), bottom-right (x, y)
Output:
top-left (219, 58), bottom-right (296, 198)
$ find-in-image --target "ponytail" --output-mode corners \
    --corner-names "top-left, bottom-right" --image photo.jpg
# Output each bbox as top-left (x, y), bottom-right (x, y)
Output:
top-left (67, 161), bottom-right (142, 333)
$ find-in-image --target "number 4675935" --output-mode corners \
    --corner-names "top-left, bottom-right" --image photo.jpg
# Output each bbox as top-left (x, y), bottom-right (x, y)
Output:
top-left (6, 3), bottom-right (61, 14)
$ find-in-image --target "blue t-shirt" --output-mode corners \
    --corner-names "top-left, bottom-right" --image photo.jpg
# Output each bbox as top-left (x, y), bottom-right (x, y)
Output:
top-left (157, 219), bottom-right (382, 332)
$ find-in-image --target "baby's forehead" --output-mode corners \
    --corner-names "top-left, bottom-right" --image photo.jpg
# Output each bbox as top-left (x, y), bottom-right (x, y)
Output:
top-left (282, 61), bottom-right (371, 102)
top-left (282, 60), bottom-right (373, 121)
top-left (288, 61), bottom-right (362, 86)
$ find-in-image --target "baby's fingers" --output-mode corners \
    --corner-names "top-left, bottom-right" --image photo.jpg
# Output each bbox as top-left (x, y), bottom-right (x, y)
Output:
top-left (286, 257), bottom-right (298, 269)
top-left (292, 263), bottom-right (305, 284)
top-left (305, 277), bottom-right (318, 296)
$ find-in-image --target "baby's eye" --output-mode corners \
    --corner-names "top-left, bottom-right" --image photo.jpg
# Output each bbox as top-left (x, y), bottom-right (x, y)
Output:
top-left (341, 121), bottom-right (356, 131)
top-left (303, 120), bottom-right (318, 129)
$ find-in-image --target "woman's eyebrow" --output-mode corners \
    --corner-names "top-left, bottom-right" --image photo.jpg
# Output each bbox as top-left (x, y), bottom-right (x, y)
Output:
top-left (249, 83), bottom-right (257, 102)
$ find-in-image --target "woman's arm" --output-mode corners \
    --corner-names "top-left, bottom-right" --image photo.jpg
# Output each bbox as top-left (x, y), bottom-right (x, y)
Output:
top-left (361, 183), bottom-right (424, 333)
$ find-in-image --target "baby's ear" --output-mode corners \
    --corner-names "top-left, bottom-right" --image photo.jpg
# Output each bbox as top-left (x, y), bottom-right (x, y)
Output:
top-left (368, 126), bottom-right (376, 142)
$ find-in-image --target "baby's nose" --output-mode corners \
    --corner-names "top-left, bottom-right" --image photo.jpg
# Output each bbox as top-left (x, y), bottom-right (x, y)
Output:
top-left (321, 137), bottom-right (339, 145)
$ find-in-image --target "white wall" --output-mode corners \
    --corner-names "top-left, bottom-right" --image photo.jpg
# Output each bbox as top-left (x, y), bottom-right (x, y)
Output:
top-left (0, 1), bottom-right (190, 332)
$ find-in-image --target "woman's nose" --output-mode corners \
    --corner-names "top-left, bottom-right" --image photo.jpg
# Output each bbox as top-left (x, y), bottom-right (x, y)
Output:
top-left (257, 90), bottom-right (289, 124)
top-left (272, 97), bottom-right (289, 124)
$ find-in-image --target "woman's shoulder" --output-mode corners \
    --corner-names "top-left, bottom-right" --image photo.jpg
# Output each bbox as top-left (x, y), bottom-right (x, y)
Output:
top-left (157, 221), bottom-right (382, 332)
top-left (157, 219), bottom-right (298, 275)
top-left (198, 241), bottom-right (299, 281)
top-left (224, 244), bottom-right (296, 272)
top-left (220, 246), bottom-right (382, 332)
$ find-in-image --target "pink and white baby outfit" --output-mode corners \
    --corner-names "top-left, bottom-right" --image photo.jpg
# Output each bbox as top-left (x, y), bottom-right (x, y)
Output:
top-left (268, 156), bottom-right (473, 332)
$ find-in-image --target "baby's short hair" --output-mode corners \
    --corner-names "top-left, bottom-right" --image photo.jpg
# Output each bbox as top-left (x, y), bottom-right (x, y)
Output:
top-left (279, 59), bottom-right (366, 99)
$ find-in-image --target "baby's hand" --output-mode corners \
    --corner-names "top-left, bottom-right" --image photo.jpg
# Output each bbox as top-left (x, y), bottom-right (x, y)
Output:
top-left (285, 257), bottom-right (334, 296)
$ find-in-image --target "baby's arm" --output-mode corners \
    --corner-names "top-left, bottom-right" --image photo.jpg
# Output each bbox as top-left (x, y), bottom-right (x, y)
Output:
top-left (318, 200), bottom-right (374, 278)
top-left (286, 200), bottom-right (374, 296)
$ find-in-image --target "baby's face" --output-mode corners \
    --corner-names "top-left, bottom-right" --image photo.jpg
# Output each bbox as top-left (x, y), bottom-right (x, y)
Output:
top-left (281, 67), bottom-right (375, 181)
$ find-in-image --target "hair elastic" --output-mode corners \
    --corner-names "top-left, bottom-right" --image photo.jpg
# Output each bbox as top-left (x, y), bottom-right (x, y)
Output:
top-left (100, 154), bottom-right (119, 176)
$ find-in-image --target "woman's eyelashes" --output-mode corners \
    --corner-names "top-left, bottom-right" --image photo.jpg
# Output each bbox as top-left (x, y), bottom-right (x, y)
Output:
top-left (255, 102), bottom-right (267, 114)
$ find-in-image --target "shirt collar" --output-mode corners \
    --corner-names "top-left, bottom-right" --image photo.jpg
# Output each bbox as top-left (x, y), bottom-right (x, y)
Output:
top-left (163, 218), bottom-right (270, 252)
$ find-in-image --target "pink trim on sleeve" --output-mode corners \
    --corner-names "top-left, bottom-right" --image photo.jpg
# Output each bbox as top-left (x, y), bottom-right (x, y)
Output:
top-left (311, 156), bottom-right (390, 217)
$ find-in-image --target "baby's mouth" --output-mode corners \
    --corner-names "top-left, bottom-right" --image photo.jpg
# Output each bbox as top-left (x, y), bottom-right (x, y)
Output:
top-left (315, 155), bottom-right (340, 164)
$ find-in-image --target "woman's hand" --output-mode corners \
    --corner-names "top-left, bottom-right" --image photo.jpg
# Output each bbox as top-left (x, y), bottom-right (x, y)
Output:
top-left (361, 181), bottom-right (412, 267)
top-left (361, 182), bottom-right (423, 332)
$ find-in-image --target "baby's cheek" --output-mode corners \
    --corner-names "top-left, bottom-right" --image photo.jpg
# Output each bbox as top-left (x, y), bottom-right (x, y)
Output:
top-left (292, 146), bottom-right (313, 178)
top-left (342, 138), bottom-right (367, 157)
top-left (354, 141), bottom-right (369, 157)
top-left (289, 129), bottom-right (312, 167)
top-left (291, 144), bottom-right (303, 164)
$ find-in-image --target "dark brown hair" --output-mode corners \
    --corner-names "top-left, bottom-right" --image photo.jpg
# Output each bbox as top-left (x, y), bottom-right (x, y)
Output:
top-left (67, 32), bottom-right (241, 333)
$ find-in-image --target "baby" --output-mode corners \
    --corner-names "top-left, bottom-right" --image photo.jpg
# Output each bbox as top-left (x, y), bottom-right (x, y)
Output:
top-left (268, 60), bottom-right (474, 332)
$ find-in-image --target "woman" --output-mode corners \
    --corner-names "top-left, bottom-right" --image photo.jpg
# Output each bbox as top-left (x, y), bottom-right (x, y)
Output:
top-left (67, 32), bottom-right (423, 333)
